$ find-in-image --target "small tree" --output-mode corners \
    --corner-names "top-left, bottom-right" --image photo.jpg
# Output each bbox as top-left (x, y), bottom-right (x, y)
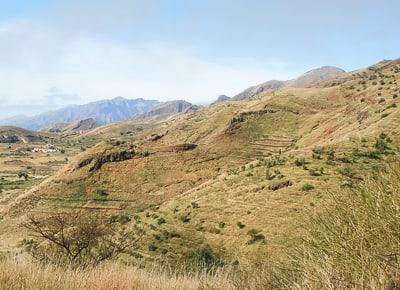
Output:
top-left (21, 210), bottom-right (139, 269)
top-left (17, 171), bottom-right (29, 180)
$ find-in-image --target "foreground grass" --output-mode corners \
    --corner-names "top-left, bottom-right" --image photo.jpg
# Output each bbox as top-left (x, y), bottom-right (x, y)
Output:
top-left (276, 158), bottom-right (400, 289)
top-left (3, 159), bottom-right (400, 289)
top-left (0, 258), bottom-right (233, 290)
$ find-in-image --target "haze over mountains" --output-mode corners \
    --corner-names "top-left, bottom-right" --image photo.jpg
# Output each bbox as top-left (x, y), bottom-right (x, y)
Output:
top-left (0, 97), bottom-right (159, 130)
top-left (1, 65), bottom-right (347, 131)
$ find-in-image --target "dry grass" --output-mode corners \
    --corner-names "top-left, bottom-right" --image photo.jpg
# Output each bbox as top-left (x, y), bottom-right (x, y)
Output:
top-left (0, 257), bottom-right (234, 290)
top-left (274, 158), bottom-right (400, 289)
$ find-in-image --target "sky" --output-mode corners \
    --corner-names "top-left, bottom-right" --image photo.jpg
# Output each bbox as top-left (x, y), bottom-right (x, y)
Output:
top-left (0, 0), bottom-right (399, 118)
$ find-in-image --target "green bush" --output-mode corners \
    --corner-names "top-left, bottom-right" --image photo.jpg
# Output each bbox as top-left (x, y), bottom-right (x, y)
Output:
top-left (302, 183), bottom-right (315, 191)
top-left (179, 214), bottom-right (191, 223)
top-left (294, 158), bottom-right (307, 167)
top-left (157, 217), bottom-right (166, 225)
top-left (189, 245), bottom-right (224, 271)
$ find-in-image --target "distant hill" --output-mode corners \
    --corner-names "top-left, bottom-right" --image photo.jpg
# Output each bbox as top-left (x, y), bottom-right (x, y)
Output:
top-left (232, 66), bottom-right (346, 100)
top-left (43, 118), bottom-right (100, 134)
top-left (0, 126), bottom-right (48, 143)
top-left (0, 97), bottom-right (159, 130)
top-left (132, 100), bottom-right (198, 123)
top-left (212, 95), bottom-right (231, 104)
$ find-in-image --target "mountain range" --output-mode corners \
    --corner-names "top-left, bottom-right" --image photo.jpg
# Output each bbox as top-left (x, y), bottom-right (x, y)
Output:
top-left (0, 97), bottom-right (159, 130)
top-left (0, 66), bottom-right (348, 131)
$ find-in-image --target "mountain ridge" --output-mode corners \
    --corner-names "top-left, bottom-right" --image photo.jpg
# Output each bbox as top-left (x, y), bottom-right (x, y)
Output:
top-left (232, 65), bottom-right (346, 101)
top-left (0, 97), bottom-right (160, 130)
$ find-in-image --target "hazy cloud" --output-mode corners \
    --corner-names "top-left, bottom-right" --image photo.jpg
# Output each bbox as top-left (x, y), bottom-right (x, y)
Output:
top-left (0, 1), bottom-right (304, 117)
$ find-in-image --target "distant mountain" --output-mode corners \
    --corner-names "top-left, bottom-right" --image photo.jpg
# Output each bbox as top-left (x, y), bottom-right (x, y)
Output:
top-left (43, 118), bottom-right (100, 134)
top-left (232, 66), bottom-right (346, 101)
top-left (232, 80), bottom-right (285, 101)
top-left (0, 97), bottom-right (159, 130)
top-left (132, 100), bottom-right (197, 123)
top-left (0, 115), bottom-right (30, 125)
top-left (286, 66), bottom-right (346, 88)
top-left (212, 95), bottom-right (231, 104)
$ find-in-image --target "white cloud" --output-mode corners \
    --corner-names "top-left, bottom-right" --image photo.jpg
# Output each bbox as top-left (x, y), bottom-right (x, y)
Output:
top-left (0, 17), bottom-right (297, 118)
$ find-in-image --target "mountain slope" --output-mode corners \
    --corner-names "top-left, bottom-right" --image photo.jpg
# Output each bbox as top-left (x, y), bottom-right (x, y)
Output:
top-left (1, 59), bottom-right (399, 268)
top-left (44, 118), bottom-right (100, 134)
top-left (132, 100), bottom-right (197, 123)
top-left (212, 95), bottom-right (231, 104)
top-left (1, 97), bottom-right (159, 130)
top-left (232, 66), bottom-right (346, 101)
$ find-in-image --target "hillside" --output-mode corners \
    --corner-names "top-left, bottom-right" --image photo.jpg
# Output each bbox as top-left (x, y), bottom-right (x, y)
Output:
top-left (1, 97), bottom-right (159, 130)
top-left (0, 126), bottom-right (49, 143)
top-left (0, 59), bottom-right (398, 290)
top-left (0, 59), bottom-right (398, 270)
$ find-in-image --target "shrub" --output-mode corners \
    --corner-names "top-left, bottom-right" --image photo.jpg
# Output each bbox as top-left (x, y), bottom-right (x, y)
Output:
top-left (179, 214), bottom-right (191, 223)
top-left (148, 244), bottom-right (158, 251)
top-left (309, 169), bottom-right (323, 176)
top-left (294, 158), bottom-right (307, 167)
top-left (237, 221), bottom-right (246, 229)
top-left (109, 215), bottom-right (131, 224)
top-left (302, 183), bottom-right (315, 191)
top-left (381, 113), bottom-right (389, 118)
top-left (157, 217), bottom-right (166, 225)
top-left (17, 171), bottom-right (29, 180)
top-left (247, 229), bottom-right (266, 245)
top-left (189, 245), bottom-right (224, 271)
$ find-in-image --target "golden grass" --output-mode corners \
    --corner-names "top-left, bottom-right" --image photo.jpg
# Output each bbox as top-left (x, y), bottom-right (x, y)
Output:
top-left (0, 257), bottom-right (234, 290)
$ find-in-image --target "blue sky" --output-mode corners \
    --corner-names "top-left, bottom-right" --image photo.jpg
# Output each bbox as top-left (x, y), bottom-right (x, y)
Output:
top-left (0, 0), bottom-right (399, 117)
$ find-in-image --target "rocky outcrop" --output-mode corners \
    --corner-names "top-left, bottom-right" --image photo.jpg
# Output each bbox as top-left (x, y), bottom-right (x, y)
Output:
top-left (227, 108), bottom-right (277, 131)
top-left (269, 180), bottom-right (293, 191)
top-left (77, 149), bottom-right (136, 172)
top-left (0, 135), bottom-right (20, 143)
top-left (89, 150), bottom-right (136, 172)
top-left (147, 133), bottom-right (164, 141)
top-left (158, 143), bottom-right (197, 152)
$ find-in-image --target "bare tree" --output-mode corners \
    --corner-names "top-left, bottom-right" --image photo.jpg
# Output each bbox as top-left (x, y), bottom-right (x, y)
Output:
top-left (21, 210), bottom-right (139, 268)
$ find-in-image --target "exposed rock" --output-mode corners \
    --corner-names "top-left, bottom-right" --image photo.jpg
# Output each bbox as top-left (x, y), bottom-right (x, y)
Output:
top-left (268, 180), bottom-right (293, 191)
top-left (77, 149), bottom-right (136, 172)
top-left (147, 133), bottom-right (164, 141)
top-left (159, 143), bottom-right (197, 152)
top-left (0, 135), bottom-right (20, 143)
top-left (227, 108), bottom-right (277, 131)
top-left (89, 150), bottom-right (136, 172)
top-left (77, 157), bottom-right (94, 169)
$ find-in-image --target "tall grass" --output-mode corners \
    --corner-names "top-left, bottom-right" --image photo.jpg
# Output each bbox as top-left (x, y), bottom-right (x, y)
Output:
top-left (0, 257), bottom-right (234, 290)
top-left (278, 158), bottom-right (400, 289)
